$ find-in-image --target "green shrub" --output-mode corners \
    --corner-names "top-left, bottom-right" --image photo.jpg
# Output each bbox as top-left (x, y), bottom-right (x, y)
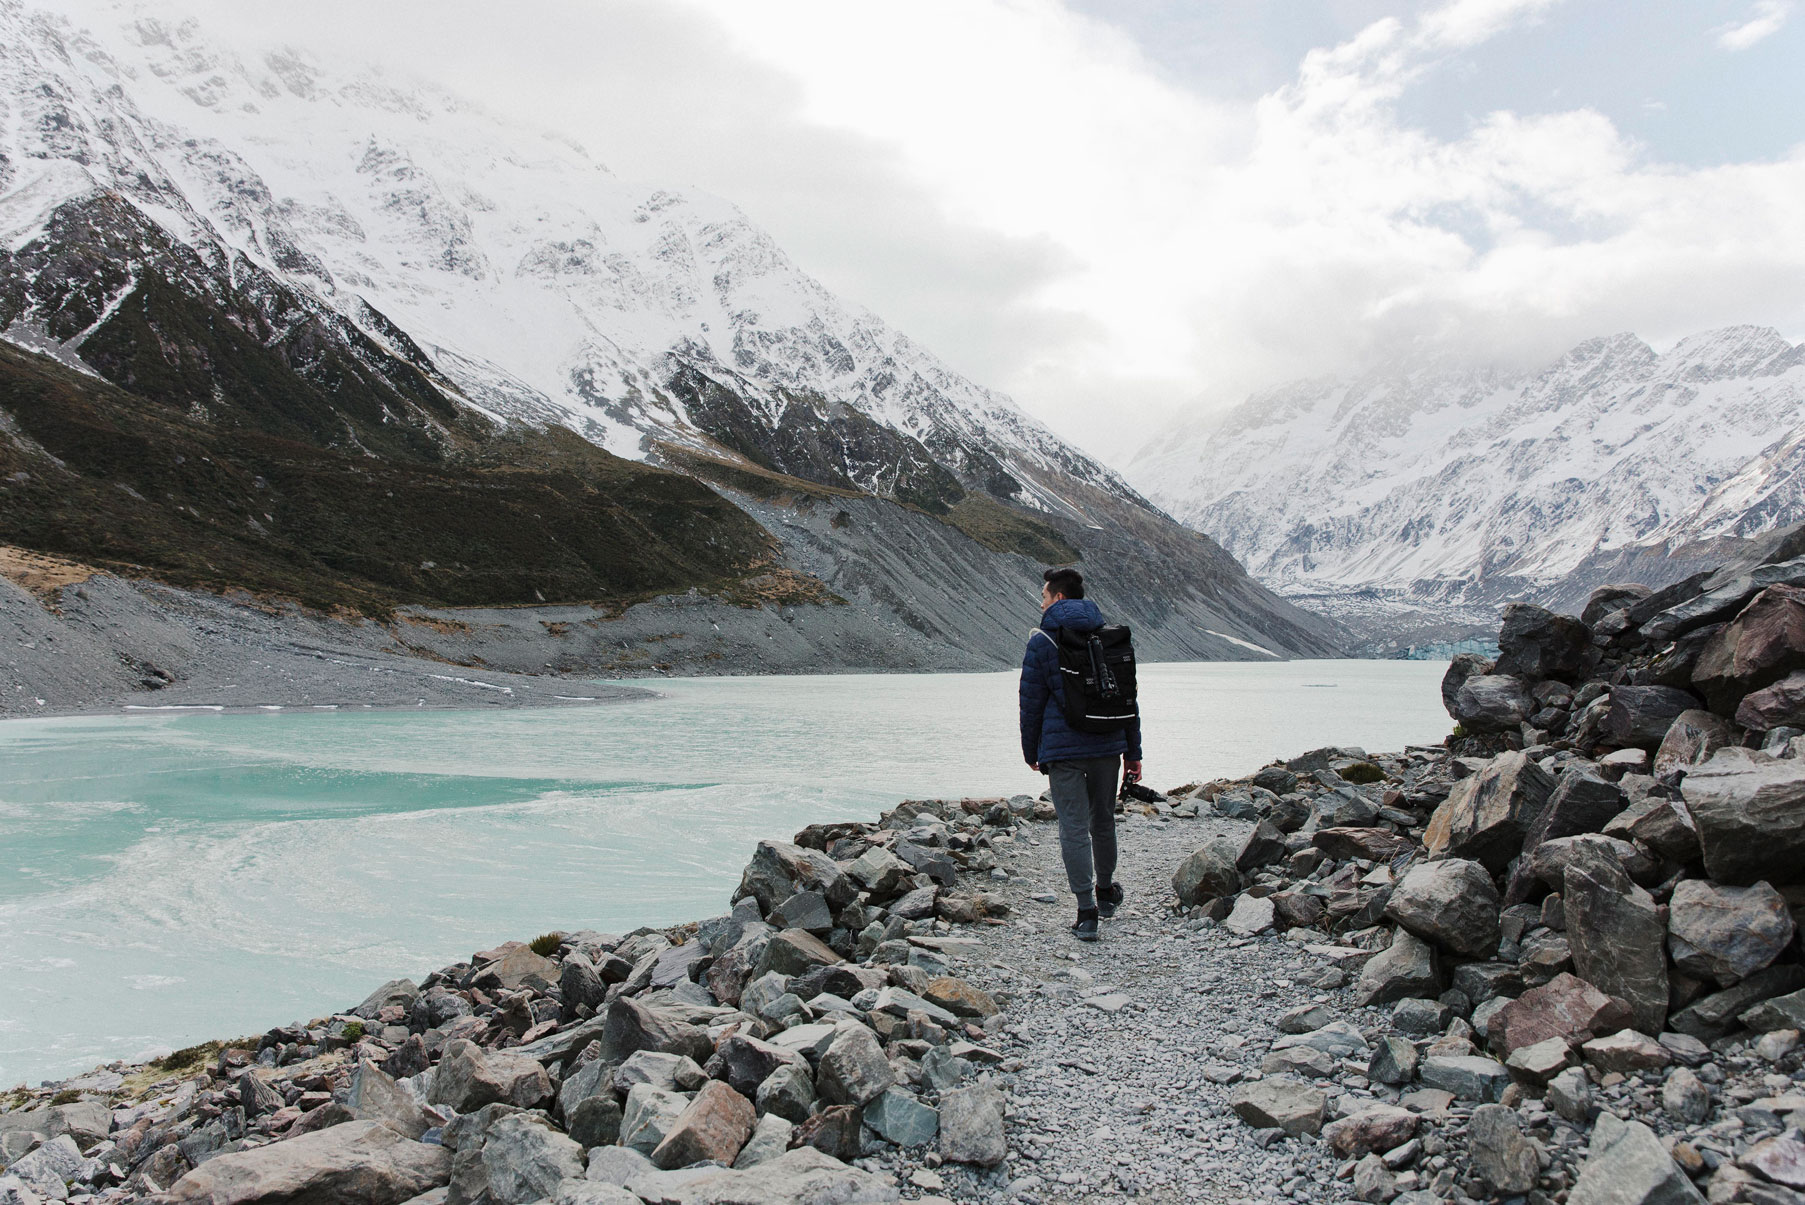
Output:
top-left (1340, 761), bottom-right (1386, 785)
top-left (340, 1021), bottom-right (365, 1042)
top-left (529, 932), bottom-right (563, 957)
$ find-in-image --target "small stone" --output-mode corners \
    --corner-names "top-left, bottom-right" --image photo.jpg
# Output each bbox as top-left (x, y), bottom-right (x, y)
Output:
top-left (1661, 1066), bottom-right (1711, 1123)
top-left (651, 1079), bottom-right (756, 1170)
top-left (619, 1084), bottom-right (689, 1156)
top-left (1224, 893), bottom-right (1277, 935)
top-left (1504, 1036), bottom-right (1573, 1086)
top-left (1545, 1067), bottom-right (1592, 1123)
top-left (1368, 1037), bottom-right (1419, 1086)
top-left (938, 1082), bottom-right (1007, 1166)
top-left (1418, 1054), bottom-right (1510, 1102)
top-left (1228, 1078), bottom-right (1327, 1136)
top-left (1567, 1112), bottom-right (1706, 1205)
top-left (1353, 1152), bottom-right (1398, 1203)
top-left (864, 1088), bottom-right (939, 1147)
top-left (1323, 1104), bottom-right (1418, 1157)
top-left (1580, 1030), bottom-right (1671, 1074)
top-left (1754, 1028), bottom-right (1801, 1061)
top-left (1469, 1103), bottom-right (1540, 1195)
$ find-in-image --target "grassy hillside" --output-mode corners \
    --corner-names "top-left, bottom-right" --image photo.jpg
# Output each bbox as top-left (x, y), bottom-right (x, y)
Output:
top-left (0, 342), bottom-right (784, 615)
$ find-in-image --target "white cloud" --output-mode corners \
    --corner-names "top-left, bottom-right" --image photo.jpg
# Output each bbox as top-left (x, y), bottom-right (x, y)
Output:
top-left (1717, 0), bottom-right (1794, 50)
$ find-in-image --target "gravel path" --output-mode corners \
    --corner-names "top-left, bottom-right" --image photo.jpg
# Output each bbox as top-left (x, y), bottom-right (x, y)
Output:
top-left (864, 807), bottom-right (1383, 1205)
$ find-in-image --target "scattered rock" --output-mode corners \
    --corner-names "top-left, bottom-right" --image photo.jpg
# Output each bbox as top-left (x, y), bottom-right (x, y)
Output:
top-left (161, 1120), bottom-right (450, 1205)
top-left (1567, 1112), bottom-right (1706, 1205)
top-left (1666, 878), bottom-right (1796, 986)
top-left (1468, 1104), bottom-right (1540, 1195)
top-left (1228, 1078), bottom-right (1327, 1136)
top-left (938, 1082), bottom-right (1007, 1166)
top-left (1385, 859), bottom-right (1501, 958)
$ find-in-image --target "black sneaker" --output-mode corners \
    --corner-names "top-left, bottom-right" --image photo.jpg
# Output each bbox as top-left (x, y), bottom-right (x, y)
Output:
top-left (1097, 882), bottom-right (1125, 918)
top-left (1071, 908), bottom-right (1100, 942)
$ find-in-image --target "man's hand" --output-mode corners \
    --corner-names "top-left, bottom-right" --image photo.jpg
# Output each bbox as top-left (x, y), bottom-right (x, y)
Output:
top-left (1030, 762), bottom-right (1041, 773)
top-left (1124, 760), bottom-right (1143, 783)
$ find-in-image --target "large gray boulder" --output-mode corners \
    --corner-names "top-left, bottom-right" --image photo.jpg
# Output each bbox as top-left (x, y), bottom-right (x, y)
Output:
top-left (428, 1040), bottom-right (553, 1113)
top-left (1652, 710), bottom-right (1740, 780)
top-left (735, 841), bottom-right (855, 915)
top-left (1666, 879), bottom-right (1796, 986)
top-left (347, 1059), bottom-right (428, 1139)
top-left (1600, 686), bottom-right (1702, 751)
top-left (1495, 603), bottom-right (1593, 682)
top-left (657, 1147), bottom-right (900, 1204)
top-left (1356, 930), bottom-right (1441, 1006)
top-left (937, 1083), bottom-right (1007, 1167)
top-left (1503, 770), bottom-right (1625, 903)
top-left (1565, 860), bottom-right (1670, 1034)
top-left (1640, 556), bottom-right (1805, 644)
top-left (620, 1085), bottom-right (690, 1157)
top-left (161, 1120), bottom-right (450, 1204)
top-left (1689, 582), bottom-right (1805, 712)
top-left (815, 1023), bottom-right (895, 1107)
top-left (600, 998), bottom-right (714, 1065)
top-left (1171, 837), bottom-right (1241, 904)
top-left (1454, 675), bottom-right (1536, 735)
top-left (1567, 1112), bottom-right (1705, 1205)
top-left (1442, 654), bottom-right (1495, 719)
top-left (1425, 752), bottom-right (1555, 872)
top-left (481, 1115), bottom-right (586, 1205)
top-left (1680, 755), bottom-right (1805, 886)
top-left (1385, 859), bottom-right (1500, 958)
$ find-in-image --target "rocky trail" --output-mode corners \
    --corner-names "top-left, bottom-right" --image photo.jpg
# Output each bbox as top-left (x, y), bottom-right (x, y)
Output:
top-left (6, 537), bottom-right (1805, 1205)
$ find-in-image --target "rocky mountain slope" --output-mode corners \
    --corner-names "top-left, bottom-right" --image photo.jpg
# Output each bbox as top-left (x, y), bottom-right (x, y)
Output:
top-left (0, 0), bottom-right (1340, 689)
top-left (1129, 327), bottom-right (1805, 648)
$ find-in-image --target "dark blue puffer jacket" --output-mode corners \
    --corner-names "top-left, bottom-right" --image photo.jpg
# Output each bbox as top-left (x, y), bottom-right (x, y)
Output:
top-left (1019, 598), bottom-right (1144, 767)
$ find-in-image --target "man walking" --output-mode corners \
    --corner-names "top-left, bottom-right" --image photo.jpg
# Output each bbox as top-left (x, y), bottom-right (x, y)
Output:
top-left (1019, 567), bottom-right (1143, 941)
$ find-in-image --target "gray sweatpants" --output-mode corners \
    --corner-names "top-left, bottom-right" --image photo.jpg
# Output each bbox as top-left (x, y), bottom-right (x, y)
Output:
top-left (1046, 756), bottom-right (1121, 908)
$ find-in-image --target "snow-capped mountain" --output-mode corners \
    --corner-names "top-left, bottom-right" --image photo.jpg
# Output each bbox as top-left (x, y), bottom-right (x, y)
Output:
top-left (0, 0), bottom-right (1127, 519)
top-left (1129, 326), bottom-right (1805, 618)
top-left (0, 0), bottom-right (1343, 664)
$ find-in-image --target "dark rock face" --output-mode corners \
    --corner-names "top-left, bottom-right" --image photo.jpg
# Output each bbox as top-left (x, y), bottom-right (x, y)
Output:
top-left (1681, 758), bottom-right (1805, 886)
top-left (1495, 603), bottom-right (1593, 682)
top-left (1503, 770), bottom-right (1624, 905)
top-left (1581, 583), bottom-right (1651, 628)
top-left (1600, 686), bottom-right (1702, 750)
top-left (1735, 670), bottom-right (1805, 732)
top-left (1385, 860), bottom-right (1501, 959)
top-left (1564, 859), bottom-right (1670, 1035)
top-left (1425, 752), bottom-right (1555, 873)
top-left (1454, 675), bottom-right (1536, 735)
top-left (1689, 583), bottom-right (1805, 711)
top-left (1442, 653), bottom-right (1495, 719)
top-left (1666, 879), bottom-right (1797, 986)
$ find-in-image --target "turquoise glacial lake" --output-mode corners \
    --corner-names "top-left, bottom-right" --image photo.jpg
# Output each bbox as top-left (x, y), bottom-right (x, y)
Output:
top-left (0, 660), bottom-right (1449, 1088)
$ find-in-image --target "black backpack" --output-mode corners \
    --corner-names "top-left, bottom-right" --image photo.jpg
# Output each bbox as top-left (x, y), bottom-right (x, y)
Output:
top-left (1051, 624), bottom-right (1139, 733)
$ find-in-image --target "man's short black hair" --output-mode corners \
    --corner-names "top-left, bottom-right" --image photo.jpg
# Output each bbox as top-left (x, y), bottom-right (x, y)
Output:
top-left (1043, 566), bottom-right (1085, 599)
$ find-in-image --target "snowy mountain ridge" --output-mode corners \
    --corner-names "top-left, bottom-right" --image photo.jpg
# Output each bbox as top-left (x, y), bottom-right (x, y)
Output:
top-left (1128, 324), bottom-right (1805, 611)
top-left (0, 0), bottom-right (1132, 518)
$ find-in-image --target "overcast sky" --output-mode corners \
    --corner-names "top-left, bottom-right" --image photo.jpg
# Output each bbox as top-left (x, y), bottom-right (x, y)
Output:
top-left (118, 0), bottom-right (1805, 459)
